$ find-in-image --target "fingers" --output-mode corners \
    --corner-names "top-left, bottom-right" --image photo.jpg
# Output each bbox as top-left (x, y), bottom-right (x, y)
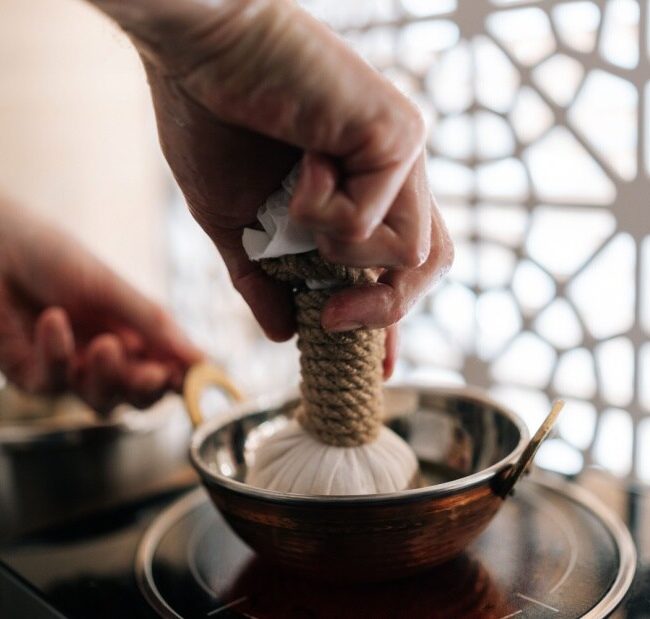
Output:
top-left (313, 223), bottom-right (423, 270)
top-left (101, 283), bottom-right (203, 367)
top-left (75, 334), bottom-right (176, 414)
top-left (83, 282), bottom-right (203, 403)
top-left (33, 307), bottom-right (75, 392)
top-left (291, 142), bottom-right (424, 248)
top-left (321, 201), bottom-right (453, 332)
top-left (29, 309), bottom-right (196, 411)
top-left (171, 0), bottom-right (425, 242)
top-left (295, 153), bottom-right (431, 270)
top-left (320, 105), bottom-right (424, 242)
top-left (0, 299), bottom-right (75, 395)
top-left (27, 318), bottom-right (191, 413)
top-left (383, 324), bottom-right (399, 380)
top-left (219, 243), bottom-right (296, 342)
top-left (79, 334), bottom-right (125, 414)
top-left (123, 361), bottom-right (169, 409)
top-left (231, 267), bottom-right (296, 341)
top-left (152, 314), bottom-right (204, 368)
top-left (4, 306), bottom-right (74, 395)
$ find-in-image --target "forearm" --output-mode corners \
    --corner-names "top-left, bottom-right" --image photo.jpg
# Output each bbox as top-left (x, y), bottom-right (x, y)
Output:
top-left (0, 198), bottom-right (33, 263)
top-left (85, 0), bottom-right (282, 73)
top-left (0, 198), bottom-right (71, 294)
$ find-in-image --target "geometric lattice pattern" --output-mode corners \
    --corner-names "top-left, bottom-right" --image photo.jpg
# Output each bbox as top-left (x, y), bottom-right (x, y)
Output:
top-left (302, 0), bottom-right (650, 482)
top-left (168, 0), bottom-right (649, 482)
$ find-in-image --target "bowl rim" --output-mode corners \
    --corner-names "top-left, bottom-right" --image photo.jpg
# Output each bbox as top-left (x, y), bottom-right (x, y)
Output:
top-left (189, 384), bottom-right (530, 505)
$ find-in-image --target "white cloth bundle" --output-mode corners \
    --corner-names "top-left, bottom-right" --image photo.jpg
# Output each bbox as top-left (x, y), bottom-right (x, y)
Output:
top-left (247, 419), bottom-right (417, 494)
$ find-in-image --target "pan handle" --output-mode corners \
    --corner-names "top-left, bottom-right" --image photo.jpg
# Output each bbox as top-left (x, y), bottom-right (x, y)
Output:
top-left (492, 399), bottom-right (565, 499)
top-left (183, 362), bottom-right (244, 428)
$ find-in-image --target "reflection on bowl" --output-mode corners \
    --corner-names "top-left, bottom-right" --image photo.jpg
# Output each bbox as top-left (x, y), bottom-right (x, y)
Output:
top-left (190, 386), bottom-right (528, 582)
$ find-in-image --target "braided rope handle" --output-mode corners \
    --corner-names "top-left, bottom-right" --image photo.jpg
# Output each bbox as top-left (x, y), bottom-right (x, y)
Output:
top-left (261, 252), bottom-right (385, 447)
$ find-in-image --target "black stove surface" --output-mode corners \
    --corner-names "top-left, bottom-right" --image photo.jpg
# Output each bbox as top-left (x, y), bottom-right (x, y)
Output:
top-left (0, 491), bottom-right (174, 619)
top-left (1, 471), bottom-right (650, 619)
top-left (137, 477), bottom-right (635, 618)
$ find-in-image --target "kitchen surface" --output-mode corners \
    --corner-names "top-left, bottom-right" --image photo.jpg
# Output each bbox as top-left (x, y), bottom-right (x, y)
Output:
top-left (1, 0), bottom-right (650, 617)
top-left (0, 469), bottom-right (649, 618)
top-left (1, 384), bottom-right (649, 617)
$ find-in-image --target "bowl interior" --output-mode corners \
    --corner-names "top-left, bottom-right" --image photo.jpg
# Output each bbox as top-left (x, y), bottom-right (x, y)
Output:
top-left (194, 386), bottom-right (526, 495)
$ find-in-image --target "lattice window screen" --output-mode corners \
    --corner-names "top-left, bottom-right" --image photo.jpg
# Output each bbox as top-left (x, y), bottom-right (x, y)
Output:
top-left (168, 0), bottom-right (649, 482)
top-left (298, 0), bottom-right (649, 481)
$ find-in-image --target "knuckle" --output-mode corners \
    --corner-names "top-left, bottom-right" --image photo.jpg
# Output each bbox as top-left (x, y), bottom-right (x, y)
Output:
top-left (397, 242), bottom-right (427, 269)
top-left (336, 218), bottom-right (373, 243)
top-left (434, 228), bottom-right (455, 274)
top-left (387, 301), bottom-right (407, 325)
top-left (379, 99), bottom-right (426, 159)
top-left (290, 198), bottom-right (335, 232)
top-left (42, 306), bottom-right (64, 322)
top-left (326, 194), bottom-right (374, 241)
top-left (359, 103), bottom-right (424, 167)
top-left (442, 237), bottom-right (455, 271)
top-left (404, 102), bottom-right (426, 145)
top-left (90, 334), bottom-right (119, 362)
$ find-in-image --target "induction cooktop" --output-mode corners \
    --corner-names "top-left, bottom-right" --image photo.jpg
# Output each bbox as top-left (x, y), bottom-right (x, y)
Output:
top-left (1, 471), bottom-right (649, 618)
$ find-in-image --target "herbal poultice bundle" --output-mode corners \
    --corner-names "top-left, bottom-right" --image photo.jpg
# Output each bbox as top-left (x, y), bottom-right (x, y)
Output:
top-left (242, 170), bottom-right (418, 495)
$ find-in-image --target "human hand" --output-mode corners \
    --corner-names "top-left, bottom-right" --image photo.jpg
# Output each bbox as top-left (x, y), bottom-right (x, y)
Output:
top-left (93, 0), bottom-right (453, 360)
top-left (0, 202), bottom-right (203, 413)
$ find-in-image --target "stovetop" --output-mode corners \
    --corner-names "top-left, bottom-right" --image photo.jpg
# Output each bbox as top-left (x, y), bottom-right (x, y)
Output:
top-left (0, 490), bottom-right (172, 619)
top-left (1, 470), bottom-right (650, 618)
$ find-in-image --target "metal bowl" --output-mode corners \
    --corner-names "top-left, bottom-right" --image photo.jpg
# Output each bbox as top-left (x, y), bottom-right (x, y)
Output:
top-left (188, 385), bottom-right (537, 582)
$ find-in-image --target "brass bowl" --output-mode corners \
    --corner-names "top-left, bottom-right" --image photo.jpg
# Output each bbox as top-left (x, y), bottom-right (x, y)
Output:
top-left (188, 384), bottom-right (539, 582)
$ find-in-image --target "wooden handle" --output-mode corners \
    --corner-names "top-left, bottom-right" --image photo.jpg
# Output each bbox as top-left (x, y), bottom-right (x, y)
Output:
top-left (183, 362), bottom-right (244, 428)
top-left (494, 399), bottom-right (565, 499)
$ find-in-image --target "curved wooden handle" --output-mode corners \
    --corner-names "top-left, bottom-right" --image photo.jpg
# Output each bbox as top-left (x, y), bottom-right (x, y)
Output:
top-left (494, 399), bottom-right (565, 499)
top-left (183, 362), bottom-right (244, 428)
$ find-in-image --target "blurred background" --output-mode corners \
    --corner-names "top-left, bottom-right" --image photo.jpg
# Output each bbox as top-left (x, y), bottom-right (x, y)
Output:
top-left (0, 0), bottom-right (647, 482)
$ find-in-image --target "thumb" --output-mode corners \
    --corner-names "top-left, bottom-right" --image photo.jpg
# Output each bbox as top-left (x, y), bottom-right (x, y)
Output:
top-left (220, 246), bottom-right (296, 342)
top-left (231, 266), bottom-right (297, 342)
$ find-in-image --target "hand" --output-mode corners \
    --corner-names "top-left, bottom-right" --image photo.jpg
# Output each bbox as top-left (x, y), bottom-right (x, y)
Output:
top-left (0, 202), bottom-right (203, 413)
top-left (94, 0), bottom-right (453, 351)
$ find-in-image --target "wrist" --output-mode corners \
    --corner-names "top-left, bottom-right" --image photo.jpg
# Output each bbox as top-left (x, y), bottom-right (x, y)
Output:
top-left (88, 0), bottom-right (282, 75)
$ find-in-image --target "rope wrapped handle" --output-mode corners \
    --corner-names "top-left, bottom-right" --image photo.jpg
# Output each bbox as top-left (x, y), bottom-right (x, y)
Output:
top-left (261, 252), bottom-right (385, 447)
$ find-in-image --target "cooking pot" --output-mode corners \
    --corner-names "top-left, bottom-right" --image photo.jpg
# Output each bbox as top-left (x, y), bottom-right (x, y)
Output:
top-left (0, 386), bottom-right (196, 539)
top-left (184, 367), bottom-right (561, 582)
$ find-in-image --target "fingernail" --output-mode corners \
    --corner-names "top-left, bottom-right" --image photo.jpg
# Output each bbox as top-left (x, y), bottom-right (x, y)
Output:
top-left (298, 156), bottom-right (312, 188)
top-left (309, 183), bottom-right (330, 213)
top-left (326, 321), bottom-right (363, 333)
top-left (304, 156), bottom-right (335, 211)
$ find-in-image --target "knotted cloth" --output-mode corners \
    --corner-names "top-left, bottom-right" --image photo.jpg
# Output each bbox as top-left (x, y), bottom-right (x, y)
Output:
top-left (261, 252), bottom-right (385, 447)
